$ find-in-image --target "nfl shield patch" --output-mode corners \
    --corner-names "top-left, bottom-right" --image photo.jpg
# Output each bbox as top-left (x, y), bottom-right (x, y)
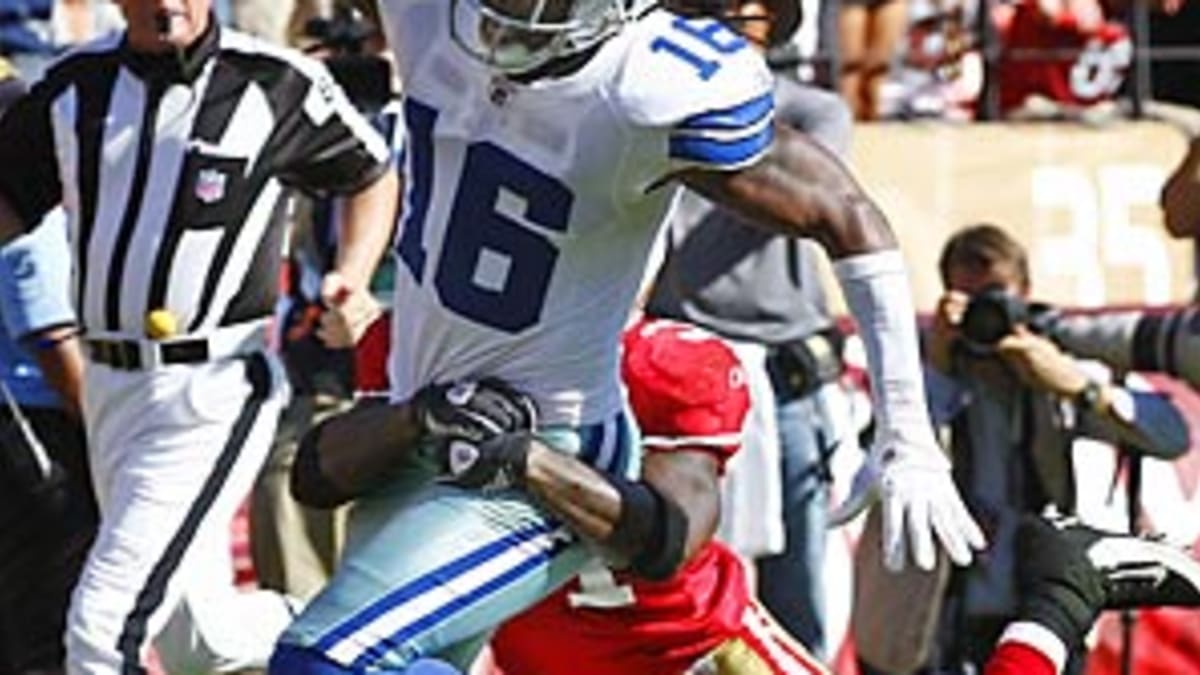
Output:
top-left (195, 168), bottom-right (227, 204)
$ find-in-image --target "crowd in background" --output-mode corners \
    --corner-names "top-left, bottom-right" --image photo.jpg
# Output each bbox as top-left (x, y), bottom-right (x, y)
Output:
top-left (4, 0), bottom-right (1199, 121)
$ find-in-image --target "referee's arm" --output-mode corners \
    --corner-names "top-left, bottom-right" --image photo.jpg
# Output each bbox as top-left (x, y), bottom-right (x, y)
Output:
top-left (332, 169), bottom-right (399, 286)
top-left (275, 61), bottom-right (400, 300)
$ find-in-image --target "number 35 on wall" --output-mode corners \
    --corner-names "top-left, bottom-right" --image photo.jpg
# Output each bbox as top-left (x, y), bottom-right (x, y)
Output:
top-left (1030, 164), bottom-right (1177, 306)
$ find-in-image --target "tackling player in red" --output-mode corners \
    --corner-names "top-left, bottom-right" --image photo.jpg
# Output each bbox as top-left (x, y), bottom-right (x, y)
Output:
top-left (491, 317), bottom-right (827, 674)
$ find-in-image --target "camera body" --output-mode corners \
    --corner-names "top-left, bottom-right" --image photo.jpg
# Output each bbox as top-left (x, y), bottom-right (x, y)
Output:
top-left (955, 286), bottom-right (1200, 391)
top-left (958, 286), bottom-right (1060, 353)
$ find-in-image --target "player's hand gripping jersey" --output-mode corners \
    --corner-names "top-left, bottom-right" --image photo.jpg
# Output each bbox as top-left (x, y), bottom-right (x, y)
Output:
top-left (492, 319), bottom-right (826, 675)
top-left (380, 1), bottom-right (774, 427)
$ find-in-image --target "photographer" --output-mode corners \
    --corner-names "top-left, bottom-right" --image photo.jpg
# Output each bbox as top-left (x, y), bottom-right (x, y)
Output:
top-left (918, 224), bottom-right (1189, 674)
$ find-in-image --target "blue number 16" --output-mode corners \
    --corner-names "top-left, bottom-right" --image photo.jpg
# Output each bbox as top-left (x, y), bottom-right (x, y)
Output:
top-left (396, 99), bottom-right (573, 333)
top-left (650, 16), bottom-right (748, 81)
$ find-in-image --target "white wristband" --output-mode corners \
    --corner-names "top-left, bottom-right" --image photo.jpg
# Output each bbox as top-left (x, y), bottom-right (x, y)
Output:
top-left (833, 249), bottom-right (932, 442)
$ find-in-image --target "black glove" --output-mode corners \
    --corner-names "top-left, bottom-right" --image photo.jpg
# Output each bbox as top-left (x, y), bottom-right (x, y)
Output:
top-left (411, 378), bottom-right (537, 488)
top-left (441, 431), bottom-right (534, 492)
top-left (412, 378), bottom-right (537, 443)
top-left (1015, 515), bottom-right (1106, 649)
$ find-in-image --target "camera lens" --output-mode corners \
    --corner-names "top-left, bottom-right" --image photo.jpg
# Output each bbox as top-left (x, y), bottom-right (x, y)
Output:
top-left (960, 287), bottom-right (1026, 349)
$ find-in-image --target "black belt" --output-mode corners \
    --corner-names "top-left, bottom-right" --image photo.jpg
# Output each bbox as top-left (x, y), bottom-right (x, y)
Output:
top-left (86, 338), bottom-right (211, 371)
top-left (766, 327), bottom-right (845, 401)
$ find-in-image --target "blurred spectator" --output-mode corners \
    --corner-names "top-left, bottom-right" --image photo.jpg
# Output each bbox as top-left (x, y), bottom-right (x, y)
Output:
top-left (884, 0), bottom-right (981, 119)
top-left (231, 0), bottom-right (331, 46)
top-left (0, 0), bottom-right (121, 80)
top-left (55, 0), bottom-right (122, 43)
top-left (769, 0), bottom-right (842, 87)
top-left (0, 69), bottom-right (92, 675)
top-left (0, 0), bottom-right (54, 76)
top-left (1148, 0), bottom-right (1200, 109)
top-left (993, 0), bottom-right (1131, 121)
top-left (839, 0), bottom-right (908, 118)
top-left (882, 224), bottom-right (1190, 675)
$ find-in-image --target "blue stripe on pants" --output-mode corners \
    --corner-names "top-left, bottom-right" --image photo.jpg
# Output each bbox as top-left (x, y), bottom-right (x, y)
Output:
top-left (314, 521), bottom-right (558, 655)
top-left (350, 530), bottom-right (572, 670)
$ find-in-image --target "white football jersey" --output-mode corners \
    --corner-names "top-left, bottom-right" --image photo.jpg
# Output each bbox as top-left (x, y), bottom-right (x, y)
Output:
top-left (380, 1), bottom-right (774, 425)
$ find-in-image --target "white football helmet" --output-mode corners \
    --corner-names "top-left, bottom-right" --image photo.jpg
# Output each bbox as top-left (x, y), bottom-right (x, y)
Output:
top-left (450, 0), bottom-right (658, 75)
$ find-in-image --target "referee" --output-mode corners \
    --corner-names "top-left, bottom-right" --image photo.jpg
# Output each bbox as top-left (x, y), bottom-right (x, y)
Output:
top-left (0, 1), bottom-right (397, 673)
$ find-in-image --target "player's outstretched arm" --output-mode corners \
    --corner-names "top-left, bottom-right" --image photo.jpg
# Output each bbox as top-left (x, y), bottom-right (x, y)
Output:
top-left (680, 126), bottom-right (986, 571)
top-left (442, 433), bottom-right (720, 581)
top-left (290, 379), bottom-right (537, 508)
top-left (291, 398), bottom-right (425, 508)
top-left (527, 442), bottom-right (720, 580)
top-left (680, 123), bottom-right (893, 258)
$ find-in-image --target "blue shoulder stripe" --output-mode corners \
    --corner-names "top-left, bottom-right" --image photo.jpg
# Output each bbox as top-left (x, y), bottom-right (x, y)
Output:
top-left (669, 123), bottom-right (774, 168)
top-left (675, 93), bottom-right (774, 132)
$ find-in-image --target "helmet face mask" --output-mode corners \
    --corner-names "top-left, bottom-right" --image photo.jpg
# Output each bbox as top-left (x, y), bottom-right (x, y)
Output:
top-left (450, 0), bottom-right (640, 75)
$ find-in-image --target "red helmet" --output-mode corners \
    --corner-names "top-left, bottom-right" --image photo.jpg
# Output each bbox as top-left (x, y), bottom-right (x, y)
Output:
top-left (621, 317), bottom-right (750, 465)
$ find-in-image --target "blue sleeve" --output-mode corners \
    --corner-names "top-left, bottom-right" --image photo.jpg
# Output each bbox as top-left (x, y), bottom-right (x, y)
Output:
top-left (0, 208), bottom-right (75, 339)
top-left (668, 92), bottom-right (774, 170)
top-left (1076, 386), bottom-right (1191, 460)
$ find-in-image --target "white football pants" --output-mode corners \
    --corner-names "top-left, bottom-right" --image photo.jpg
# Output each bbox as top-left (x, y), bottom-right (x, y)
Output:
top-left (66, 352), bottom-right (293, 674)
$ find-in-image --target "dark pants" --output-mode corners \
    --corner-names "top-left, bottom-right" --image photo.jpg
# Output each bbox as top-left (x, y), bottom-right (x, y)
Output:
top-left (0, 406), bottom-right (94, 672)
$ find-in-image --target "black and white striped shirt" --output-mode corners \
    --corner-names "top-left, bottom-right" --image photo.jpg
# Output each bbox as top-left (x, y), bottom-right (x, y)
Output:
top-left (0, 21), bottom-right (390, 338)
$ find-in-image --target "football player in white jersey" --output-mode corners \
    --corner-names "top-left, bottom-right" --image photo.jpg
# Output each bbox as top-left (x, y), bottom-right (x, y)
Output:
top-left (270, 1), bottom-right (987, 672)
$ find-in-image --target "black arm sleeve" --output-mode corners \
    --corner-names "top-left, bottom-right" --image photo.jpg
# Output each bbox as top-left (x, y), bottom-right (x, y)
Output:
top-left (291, 419), bottom-right (355, 509)
top-left (274, 61), bottom-right (390, 196)
top-left (609, 477), bottom-right (690, 581)
top-left (0, 82), bottom-right (63, 228)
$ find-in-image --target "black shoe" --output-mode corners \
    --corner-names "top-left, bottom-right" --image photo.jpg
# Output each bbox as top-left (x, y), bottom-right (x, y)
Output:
top-left (1023, 515), bottom-right (1200, 611)
top-left (1015, 514), bottom-right (1200, 648)
top-left (1071, 520), bottom-right (1200, 610)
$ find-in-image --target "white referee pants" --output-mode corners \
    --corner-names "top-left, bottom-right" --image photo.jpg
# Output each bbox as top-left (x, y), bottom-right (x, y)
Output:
top-left (66, 352), bottom-right (294, 675)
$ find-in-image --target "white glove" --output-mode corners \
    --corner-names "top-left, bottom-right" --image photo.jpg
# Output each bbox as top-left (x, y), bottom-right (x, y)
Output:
top-left (829, 431), bottom-right (986, 572)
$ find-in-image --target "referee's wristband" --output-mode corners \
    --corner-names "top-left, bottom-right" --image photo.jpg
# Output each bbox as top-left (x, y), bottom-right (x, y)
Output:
top-left (31, 325), bottom-right (81, 352)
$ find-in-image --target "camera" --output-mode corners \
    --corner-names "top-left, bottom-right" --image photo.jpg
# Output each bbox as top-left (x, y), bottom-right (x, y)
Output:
top-left (957, 286), bottom-right (1060, 353)
top-left (953, 285), bottom-right (1200, 390)
top-left (1054, 306), bottom-right (1200, 390)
